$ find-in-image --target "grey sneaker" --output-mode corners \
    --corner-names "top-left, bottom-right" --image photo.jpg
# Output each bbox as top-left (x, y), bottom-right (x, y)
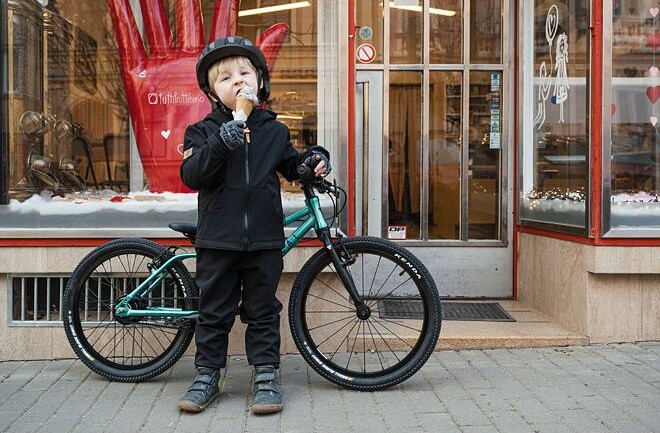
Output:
top-left (251, 365), bottom-right (283, 414)
top-left (177, 367), bottom-right (221, 413)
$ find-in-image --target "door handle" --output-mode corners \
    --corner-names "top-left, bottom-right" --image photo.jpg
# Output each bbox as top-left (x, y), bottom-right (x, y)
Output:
top-left (356, 81), bottom-right (369, 234)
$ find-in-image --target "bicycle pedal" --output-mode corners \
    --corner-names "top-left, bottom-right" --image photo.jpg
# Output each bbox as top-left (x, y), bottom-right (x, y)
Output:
top-left (169, 315), bottom-right (198, 328)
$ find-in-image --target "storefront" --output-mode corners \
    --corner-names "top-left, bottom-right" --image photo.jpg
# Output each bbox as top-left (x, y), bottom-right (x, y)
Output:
top-left (0, 0), bottom-right (657, 359)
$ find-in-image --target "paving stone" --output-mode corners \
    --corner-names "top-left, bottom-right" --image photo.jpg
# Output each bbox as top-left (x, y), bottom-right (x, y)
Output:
top-left (508, 397), bottom-right (557, 425)
top-left (555, 409), bottom-right (612, 433)
top-left (468, 387), bottom-right (513, 413)
top-left (487, 411), bottom-right (535, 433)
top-left (417, 412), bottom-right (461, 433)
top-left (442, 397), bottom-right (490, 427)
top-left (529, 422), bottom-right (574, 433)
top-left (1, 344), bottom-right (659, 433)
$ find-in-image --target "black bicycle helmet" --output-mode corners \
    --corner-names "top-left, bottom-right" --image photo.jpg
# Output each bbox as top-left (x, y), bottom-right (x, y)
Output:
top-left (196, 36), bottom-right (271, 105)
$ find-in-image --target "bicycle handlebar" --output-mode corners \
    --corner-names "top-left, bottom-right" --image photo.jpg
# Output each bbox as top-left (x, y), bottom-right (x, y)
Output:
top-left (296, 163), bottom-right (337, 195)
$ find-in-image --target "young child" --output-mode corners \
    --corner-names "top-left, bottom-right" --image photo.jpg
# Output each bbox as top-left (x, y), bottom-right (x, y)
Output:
top-left (178, 36), bottom-right (330, 414)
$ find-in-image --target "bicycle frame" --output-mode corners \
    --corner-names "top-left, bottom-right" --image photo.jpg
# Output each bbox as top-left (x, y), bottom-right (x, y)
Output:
top-left (114, 194), bottom-right (329, 319)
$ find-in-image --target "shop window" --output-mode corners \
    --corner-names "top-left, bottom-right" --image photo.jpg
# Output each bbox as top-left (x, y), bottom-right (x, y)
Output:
top-left (356, 0), bottom-right (384, 64)
top-left (1, 0), bottom-right (336, 235)
top-left (469, 0), bottom-right (501, 64)
top-left (388, 71), bottom-right (423, 239)
top-left (429, 72), bottom-right (462, 239)
top-left (604, 1), bottom-right (660, 233)
top-left (380, 0), bottom-right (504, 242)
top-left (468, 71), bottom-right (502, 239)
top-left (519, 0), bottom-right (591, 231)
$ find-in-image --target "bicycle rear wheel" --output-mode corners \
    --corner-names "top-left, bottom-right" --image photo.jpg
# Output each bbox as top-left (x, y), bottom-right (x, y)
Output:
top-left (63, 238), bottom-right (198, 382)
top-left (289, 236), bottom-right (441, 390)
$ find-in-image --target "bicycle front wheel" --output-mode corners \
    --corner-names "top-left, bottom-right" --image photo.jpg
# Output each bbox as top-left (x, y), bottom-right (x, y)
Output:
top-left (289, 236), bottom-right (441, 390)
top-left (63, 238), bottom-right (198, 382)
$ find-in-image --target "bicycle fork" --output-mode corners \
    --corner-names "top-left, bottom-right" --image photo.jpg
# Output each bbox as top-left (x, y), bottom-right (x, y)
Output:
top-left (317, 229), bottom-right (371, 320)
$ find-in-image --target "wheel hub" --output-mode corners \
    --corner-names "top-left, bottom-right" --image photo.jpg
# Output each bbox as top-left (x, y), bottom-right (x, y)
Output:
top-left (356, 305), bottom-right (371, 320)
top-left (114, 296), bottom-right (147, 324)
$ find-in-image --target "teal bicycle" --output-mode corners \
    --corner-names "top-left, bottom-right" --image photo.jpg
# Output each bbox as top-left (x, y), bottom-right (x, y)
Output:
top-left (63, 171), bottom-right (442, 391)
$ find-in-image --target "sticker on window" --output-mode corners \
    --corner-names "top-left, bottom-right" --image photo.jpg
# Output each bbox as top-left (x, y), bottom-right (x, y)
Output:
top-left (387, 226), bottom-right (407, 240)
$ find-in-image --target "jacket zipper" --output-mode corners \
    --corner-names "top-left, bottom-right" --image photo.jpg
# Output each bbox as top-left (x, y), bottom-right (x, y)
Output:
top-left (243, 138), bottom-right (250, 249)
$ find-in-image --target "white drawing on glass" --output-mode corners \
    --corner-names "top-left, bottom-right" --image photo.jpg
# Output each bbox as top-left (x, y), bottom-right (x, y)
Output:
top-left (533, 62), bottom-right (551, 129)
top-left (545, 5), bottom-right (559, 67)
top-left (534, 4), bottom-right (569, 129)
top-left (553, 33), bottom-right (569, 123)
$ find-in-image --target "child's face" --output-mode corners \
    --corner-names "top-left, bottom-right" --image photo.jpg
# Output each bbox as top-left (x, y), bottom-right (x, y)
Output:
top-left (211, 59), bottom-right (259, 111)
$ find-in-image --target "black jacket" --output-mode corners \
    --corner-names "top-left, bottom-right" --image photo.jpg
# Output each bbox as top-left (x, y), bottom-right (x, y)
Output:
top-left (181, 108), bottom-right (315, 251)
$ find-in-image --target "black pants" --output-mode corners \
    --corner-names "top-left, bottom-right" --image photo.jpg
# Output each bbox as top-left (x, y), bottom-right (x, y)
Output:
top-left (194, 248), bottom-right (283, 369)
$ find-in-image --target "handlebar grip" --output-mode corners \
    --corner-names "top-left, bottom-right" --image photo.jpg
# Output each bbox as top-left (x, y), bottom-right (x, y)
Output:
top-left (297, 164), bottom-right (316, 182)
top-left (297, 164), bottom-right (309, 175)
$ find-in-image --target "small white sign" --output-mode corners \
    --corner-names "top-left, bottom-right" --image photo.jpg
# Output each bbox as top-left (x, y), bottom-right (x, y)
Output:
top-left (356, 43), bottom-right (376, 64)
top-left (387, 226), bottom-right (407, 240)
top-left (359, 26), bottom-right (373, 40)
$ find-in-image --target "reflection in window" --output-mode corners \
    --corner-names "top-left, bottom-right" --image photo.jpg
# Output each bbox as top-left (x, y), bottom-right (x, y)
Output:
top-left (469, 0), bottom-right (502, 64)
top-left (520, 0), bottom-right (590, 228)
top-left (1, 0), bottom-right (329, 233)
top-left (468, 71), bottom-right (501, 239)
top-left (388, 72), bottom-right (422, 240)
top-left (609, 3), bottom-right (660, 229)
top-left (429, 72), bottom-right (461, 239)
top-left (429, 0), bottom-right (462, 64)
top-left (356, 0), bottom-right (384, 63)
top-left (390, 2), bottom-right (422, 64)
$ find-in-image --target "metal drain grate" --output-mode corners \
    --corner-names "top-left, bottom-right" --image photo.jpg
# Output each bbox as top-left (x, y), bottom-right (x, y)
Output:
top-left (378, 300), bottom-right (516, 322)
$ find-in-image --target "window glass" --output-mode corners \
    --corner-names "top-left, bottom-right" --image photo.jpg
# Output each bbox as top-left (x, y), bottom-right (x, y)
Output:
top-left (608, 2), bottom-right (660, 229)
top-left (429, 71), bottom-right (461, 239)
top-left (468, 71), bottom-right (501, 239)
top-left (429, 0), bottom-right (462, 64)
top-left (356, 0), bottom-right (383, 64)
top-left (519, 0), bottom-right (590, 229)
top-left (469, 0), bottom-right (502, 64)
top-left (388, 71), bottom-right (422, 239)
top-left (390, 1), bottom-right (423, 64)
top-left (1, 0), bottom-right (331, 234)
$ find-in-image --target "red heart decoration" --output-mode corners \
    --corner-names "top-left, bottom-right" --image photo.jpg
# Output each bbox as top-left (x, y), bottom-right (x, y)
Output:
top-left (647, 32), bottom-right (660, 50)
top-left (647, 86), bottom-right (660, 104)
top-left (611, 103), bottom-right (617, 116)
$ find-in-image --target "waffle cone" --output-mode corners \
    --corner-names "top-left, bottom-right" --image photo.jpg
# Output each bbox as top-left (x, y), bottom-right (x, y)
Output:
top-left (235, 96), bottom-right (254, 119)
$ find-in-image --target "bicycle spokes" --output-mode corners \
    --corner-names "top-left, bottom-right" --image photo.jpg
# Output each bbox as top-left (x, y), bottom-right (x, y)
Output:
top-left (302, 248), bottom-right (429, 376)
top-left (73, 251), bottom-right (191, 368)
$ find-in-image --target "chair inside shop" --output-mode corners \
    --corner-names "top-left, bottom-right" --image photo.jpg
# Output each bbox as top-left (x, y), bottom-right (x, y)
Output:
top-left (102, 133), bottom-right (130, 192)
top-left (71, 134), bottom-right (98, 189)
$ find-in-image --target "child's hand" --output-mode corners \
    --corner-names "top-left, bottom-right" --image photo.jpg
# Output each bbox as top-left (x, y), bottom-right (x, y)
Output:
top-left (217, 120), bottom-right (246, 150)
top-left (313, 156), bottom-right (329, 177)
top-left (304, 153), bottom-right (332, 177)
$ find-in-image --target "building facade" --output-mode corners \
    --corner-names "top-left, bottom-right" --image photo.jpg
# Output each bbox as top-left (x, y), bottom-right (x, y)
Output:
top-left (0, 0), bottom-right (658, 360)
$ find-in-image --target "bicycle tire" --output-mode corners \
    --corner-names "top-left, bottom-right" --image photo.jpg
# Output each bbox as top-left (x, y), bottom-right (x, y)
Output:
top-left (289, 236), bottom-right (441, 391)
top-left (63, 238), bottom-right (198, 382)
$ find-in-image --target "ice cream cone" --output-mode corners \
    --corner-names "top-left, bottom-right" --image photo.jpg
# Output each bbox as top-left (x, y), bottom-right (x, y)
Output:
top-left (233, 88), bottom-right (258, 143)
top-left (236, 97), bottom-right (254, 142)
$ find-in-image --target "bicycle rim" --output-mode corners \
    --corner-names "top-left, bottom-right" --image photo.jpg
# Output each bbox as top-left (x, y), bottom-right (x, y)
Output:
top-left (67, 245), bottom-right (194, 375)
top-left (293, 238), bottom-right (440, 386)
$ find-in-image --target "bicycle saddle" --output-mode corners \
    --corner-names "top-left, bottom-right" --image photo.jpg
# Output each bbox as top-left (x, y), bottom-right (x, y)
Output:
top-left (169, 222), bottom-right (197, 242)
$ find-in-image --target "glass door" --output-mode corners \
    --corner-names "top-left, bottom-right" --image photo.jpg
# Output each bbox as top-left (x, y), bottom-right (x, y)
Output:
top-left (354, 0), bottom-right (513, 296)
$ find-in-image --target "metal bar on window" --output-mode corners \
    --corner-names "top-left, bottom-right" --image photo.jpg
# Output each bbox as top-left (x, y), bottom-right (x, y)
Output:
top-left (59, 277), bottom-right (64, 321)
top-left (461, 0), bottom-right (471, 242)
top-left (46, 277), bottom-right (51, 321)
top-left (84, 279), bottom-right (89, 322)
top-left (21, 278), bottom-right (25, 322)
top-left (33, 277), bottom-right (38, 322)
top-left (97, 276), bottom-right (102, 322)
top-left (110, 276), bottom-right (115, 321)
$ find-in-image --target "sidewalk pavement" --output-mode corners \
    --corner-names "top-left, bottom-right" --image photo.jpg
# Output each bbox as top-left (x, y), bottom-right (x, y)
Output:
top-left (1, 343), bottom-right (659, 433)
